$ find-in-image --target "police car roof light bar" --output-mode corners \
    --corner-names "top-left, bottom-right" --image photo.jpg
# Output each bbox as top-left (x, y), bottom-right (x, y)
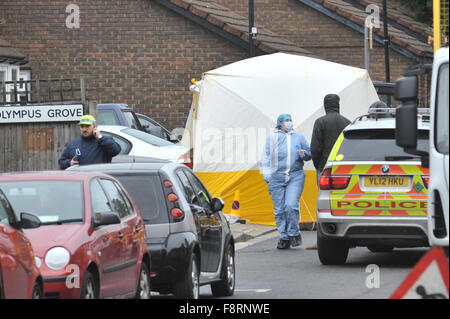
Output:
top-left (353, 107), bottom-right (430, 123)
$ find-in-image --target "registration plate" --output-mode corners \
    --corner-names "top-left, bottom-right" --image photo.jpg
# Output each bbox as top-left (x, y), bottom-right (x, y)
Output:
top-left (364, 176), bottom-right (409, 187)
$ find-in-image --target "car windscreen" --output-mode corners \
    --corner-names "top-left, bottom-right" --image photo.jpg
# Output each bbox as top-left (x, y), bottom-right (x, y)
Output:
top-left (113, 174), bottom-right (169, 225)
top-left (339, 129), bottom-right (429, 161)
top-left (122, 128), bottom-right (173, 147)
top-left (0, 191), bottom-right (11, 226)
top-left (0, 181), bottom-right (84, 224)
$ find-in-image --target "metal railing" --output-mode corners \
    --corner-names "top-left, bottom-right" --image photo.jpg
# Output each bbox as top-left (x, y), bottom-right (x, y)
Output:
top-left (0, 77), bottom-right (90, 106)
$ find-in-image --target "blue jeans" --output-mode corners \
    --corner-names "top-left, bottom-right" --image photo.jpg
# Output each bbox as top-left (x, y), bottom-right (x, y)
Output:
top-left (268, 170), bottom-right (306, 240)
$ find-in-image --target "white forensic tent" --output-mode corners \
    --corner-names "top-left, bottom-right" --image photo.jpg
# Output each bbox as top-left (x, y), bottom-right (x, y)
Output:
top-left (183, 53), bottom-right (379, 225)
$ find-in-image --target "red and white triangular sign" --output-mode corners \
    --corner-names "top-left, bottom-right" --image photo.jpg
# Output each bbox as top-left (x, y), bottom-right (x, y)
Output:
top-left (391, 246), bottom-right (449, 299)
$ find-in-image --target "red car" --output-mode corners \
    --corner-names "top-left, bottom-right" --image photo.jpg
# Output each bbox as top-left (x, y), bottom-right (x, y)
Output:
top-left (0, 171), bottom-right (151, 299)
top-left (0, 188), bottom-right (43, 299)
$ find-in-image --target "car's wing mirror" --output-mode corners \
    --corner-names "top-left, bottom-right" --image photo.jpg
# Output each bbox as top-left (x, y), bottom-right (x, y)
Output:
top-left (169, 133), bottom-right (179, 142)
top-left (20, 212), bottom-right (41, 229)
top-left (211, 197), bottom-right (225, 212)
top-left (93, 212), bottom-right (121, 227)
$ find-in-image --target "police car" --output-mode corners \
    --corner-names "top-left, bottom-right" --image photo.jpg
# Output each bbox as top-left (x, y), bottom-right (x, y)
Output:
top-left (316, 107), bottom-right (430, 265)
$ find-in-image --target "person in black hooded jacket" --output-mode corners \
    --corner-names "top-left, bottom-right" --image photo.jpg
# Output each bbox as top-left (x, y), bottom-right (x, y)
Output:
top-left (311, 94), bottom-right (351, 179)
top-left (307, 94), bottom-right (350, 250)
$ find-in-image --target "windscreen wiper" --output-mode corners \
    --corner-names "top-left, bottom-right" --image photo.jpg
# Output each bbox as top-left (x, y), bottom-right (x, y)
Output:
top-left (41, 218), bottom-right (83, 225)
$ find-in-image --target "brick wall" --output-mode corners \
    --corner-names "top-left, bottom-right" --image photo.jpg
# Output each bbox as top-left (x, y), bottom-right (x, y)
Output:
top-left (0, 0), bottom-right (247, 129)
top-left (215, 0), bottom-right (421, 95)
top-left (0, 0), bottom-right (430, 132)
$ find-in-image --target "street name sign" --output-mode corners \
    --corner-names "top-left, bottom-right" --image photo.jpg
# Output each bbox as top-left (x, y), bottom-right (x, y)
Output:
top-left (0, 104), bottom-right (83, 123)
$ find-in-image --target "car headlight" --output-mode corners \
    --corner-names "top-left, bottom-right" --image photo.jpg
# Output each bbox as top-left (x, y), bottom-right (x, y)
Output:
top-left (35, 256), bottom-right (42, 268)
top-left (45, 247), bottom-right (70, 270)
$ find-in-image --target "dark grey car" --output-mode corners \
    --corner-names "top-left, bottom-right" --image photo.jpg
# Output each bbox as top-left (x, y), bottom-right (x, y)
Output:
top-left (69, 157), bottom-right (235, 299)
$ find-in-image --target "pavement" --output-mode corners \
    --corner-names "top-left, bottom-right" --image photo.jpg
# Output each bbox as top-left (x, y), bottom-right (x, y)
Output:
top-left (229, 221), bottom-right (319, 250)
top-left (229, 222), bottom-right (277, 243)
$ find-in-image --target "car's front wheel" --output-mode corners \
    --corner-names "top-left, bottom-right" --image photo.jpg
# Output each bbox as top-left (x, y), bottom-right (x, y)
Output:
top-left (317, 229), bottom-right (349, 265)
top-left (211, 243), bottom-right (235, 297)
top-left (80, 271), bottom-right (98, 299)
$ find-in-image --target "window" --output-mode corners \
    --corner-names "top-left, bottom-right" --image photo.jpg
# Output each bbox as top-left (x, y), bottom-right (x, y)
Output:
top-left (18, 69), bottom-right (31, 102)
top-left (0, 194), bottom-right (11, 226)
top-left (138, 116), bottom-right (152, 128)
top-left (123, 128), bottom-right (172, 147)
top-left (11, 69), bottom-right (17, 82)
top-left (0, 64), bottom-right (20, 103)
top-left (123, 111), bottom-right (140, 130)
top-left (435, 63), bottom-right (449, 154)
top-left (99, 179), bottom-right (132, 219)
top-left (90, 179), bottom-right (112, 213)
top-left (339, 129), bottom-right (429, 161)
top-left (97, 109), bottom-right (120, 125)
top-left (176, 170), bottom-right (196, 205)
top-left (138, 116), bottom-right (171, 141)
top-left (0, 66), bottom-right (7, 104)
top-left (102, 132), bottom-right (131, 154)
top-left (183, 170), bottom-right (212, 212)
top-left (0, 181), bottom-right (84, 223)
top-left (115, 174), bottom-right (168, 224)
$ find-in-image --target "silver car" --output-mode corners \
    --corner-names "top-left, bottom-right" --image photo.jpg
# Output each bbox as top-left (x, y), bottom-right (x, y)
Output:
top-left (316, 109), bottom-right (430, 265)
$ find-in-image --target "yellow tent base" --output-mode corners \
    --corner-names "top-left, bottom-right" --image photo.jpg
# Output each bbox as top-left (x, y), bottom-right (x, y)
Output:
top-left (195, 170), bottom-right (319, 226)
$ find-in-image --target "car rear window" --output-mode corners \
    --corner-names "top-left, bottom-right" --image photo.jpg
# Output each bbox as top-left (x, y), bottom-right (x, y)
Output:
top-left (122, 128), bottom-right (173, 147)
top-left (113, 174), bottom-right (169, 225)
top-left (338, 129), bottom-right (429, 161)
top-left (97, 109), bottom-right (120, 125)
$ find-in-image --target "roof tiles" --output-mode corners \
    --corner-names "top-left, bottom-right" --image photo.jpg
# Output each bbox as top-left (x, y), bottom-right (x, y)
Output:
top-left (167, 0), bottom-right (316, 57)
top-left (305, 0), bottom-right (433, 57)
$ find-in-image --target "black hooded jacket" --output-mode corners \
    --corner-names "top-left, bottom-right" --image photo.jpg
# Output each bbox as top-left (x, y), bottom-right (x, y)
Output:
top-left (311, 94), bottom-right (351, 172)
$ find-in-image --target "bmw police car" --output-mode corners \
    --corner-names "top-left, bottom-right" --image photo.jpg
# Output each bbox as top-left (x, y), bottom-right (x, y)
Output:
top-left (316, 107), bottom-right (430, 265)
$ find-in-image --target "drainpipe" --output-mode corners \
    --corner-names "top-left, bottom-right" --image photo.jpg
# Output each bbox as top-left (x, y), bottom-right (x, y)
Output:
top-left (382, 0), bottom-right (391, 106)
top-left (249, 0), bottom-right (255, 58)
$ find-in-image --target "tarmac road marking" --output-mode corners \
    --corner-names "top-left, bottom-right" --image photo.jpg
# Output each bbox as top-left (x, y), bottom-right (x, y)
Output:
top-left (235, 289), bottom-right (272, 293)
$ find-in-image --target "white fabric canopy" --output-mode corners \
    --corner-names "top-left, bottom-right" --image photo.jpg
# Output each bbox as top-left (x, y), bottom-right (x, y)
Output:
top-left (184, 52), bottom-right (379, 173)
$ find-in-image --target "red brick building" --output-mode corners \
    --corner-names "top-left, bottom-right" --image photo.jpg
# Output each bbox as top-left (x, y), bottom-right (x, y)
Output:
top-left (0, 0), bottom-right (433, 129)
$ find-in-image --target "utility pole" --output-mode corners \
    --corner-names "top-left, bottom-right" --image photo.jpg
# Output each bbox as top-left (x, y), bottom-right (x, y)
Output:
top-left (382, 0), bottom-right (391, 106)
top-left (249, 0), bottom-right (255, 58)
